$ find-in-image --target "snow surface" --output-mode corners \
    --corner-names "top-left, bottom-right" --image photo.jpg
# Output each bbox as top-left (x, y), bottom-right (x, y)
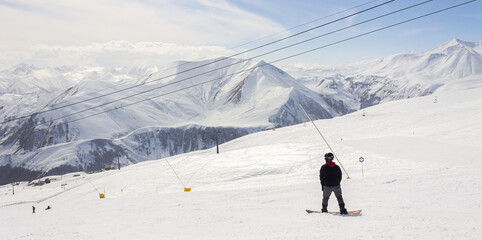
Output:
top-left (1, 75), bottom-right (481, 239)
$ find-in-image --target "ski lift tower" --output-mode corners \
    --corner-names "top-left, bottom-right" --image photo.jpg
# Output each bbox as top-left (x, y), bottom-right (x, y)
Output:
top-left (206, 129), bottom-right (221, 154)
top-left (116, 154), bottom-right (121, 170)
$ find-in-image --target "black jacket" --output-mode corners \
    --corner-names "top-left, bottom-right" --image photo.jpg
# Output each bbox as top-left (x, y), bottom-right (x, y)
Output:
top-left (319, 163), bottom-right (342, 187)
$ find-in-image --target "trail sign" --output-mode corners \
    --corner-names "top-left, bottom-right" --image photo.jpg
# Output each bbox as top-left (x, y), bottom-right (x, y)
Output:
top-left (359, 157), bottom-right (365, 177)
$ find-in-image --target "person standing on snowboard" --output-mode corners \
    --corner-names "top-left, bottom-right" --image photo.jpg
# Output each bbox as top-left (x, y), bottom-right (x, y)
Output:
top-left (320, 152), bottom-right (348, 214)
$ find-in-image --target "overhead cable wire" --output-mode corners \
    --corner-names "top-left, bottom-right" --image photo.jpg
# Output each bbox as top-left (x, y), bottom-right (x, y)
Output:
top-left (60, 0), bottom-right (476, 125)
top-left (148, 0), bottom-right (387, 79)
top-left (168, 0), bottom-right (394, 73)
top-left (0, 0), bottom-right (395, 125)
top-left (229, 0), bottom-right (384, 50)
top-left (52, 0), bottom-right (386, 108)
top-left (38, 0), bottom-right (434, 124)
top-left (169, 0), bottom-right (388, 69)
top-left (175, 0), bottom-right (385, 65)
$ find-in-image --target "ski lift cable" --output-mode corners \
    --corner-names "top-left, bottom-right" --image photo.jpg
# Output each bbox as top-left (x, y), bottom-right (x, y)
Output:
top-left (154, 0), bottom-right (387, 79)
top-left (62, 0), bottom-right (475, 125)
top-left (30, 0), bottom-right (386, 114)
top-left (229, 0), bottom-right (385, 50)
top-left (66, 0), bottom-right (388, 103)
top-left (0, 0), bottom-right (395, 125)
top-left (16, 0), bottom-right (432, 125)
top-left (150, 0), bottom-right (395, 77)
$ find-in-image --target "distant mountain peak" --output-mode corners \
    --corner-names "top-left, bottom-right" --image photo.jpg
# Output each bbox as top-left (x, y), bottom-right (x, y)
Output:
top-left (432, 39), bottom-right (480, 53)
top-left (447, 38), bottom-right (470, 46)
top-left (11, 63), bottom-right (34, 75)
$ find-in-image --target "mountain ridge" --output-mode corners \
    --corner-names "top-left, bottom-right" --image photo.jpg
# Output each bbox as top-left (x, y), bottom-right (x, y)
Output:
top-left (1, 38), bottom-right (481, 185)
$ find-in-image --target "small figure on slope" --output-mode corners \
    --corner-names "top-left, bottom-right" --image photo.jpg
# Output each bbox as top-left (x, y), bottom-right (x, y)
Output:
top-left (32, 206), bottom-right (35, 213)
top-left (320, 152), bottom-right (348, 214)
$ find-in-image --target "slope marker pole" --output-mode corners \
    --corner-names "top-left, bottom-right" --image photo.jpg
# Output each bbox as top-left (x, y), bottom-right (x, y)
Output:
top-left (83, 173), bottom-right (104, 198)
top-left (298, 102), bottom-right (351, 179)
top-left (161, 154), bottom-right (190, 192)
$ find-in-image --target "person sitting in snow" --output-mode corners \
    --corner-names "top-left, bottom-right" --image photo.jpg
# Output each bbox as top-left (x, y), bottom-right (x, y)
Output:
top-left (320, 152), bottom-right (348, 214)
top-left (45, 205), bottom-right (51, 210)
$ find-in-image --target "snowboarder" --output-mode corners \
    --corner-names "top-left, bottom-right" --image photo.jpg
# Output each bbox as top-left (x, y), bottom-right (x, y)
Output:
top-left (320, 152), bottom-right (348, 214)
top-left (32, 206), bottom-right (35, 213)
top-left (45, 206), bottom-right (51, 210)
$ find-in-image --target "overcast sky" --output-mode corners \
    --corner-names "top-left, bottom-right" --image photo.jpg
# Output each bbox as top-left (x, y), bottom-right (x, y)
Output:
top-left (1, 0), bottom-right (481, 69)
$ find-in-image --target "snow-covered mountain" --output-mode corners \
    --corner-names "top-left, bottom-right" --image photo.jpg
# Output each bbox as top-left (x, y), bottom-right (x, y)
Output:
top-left (286, 39), bottom-right (482, 108)
top-left (1, 39), bottom-right (481, 185)
top-left (1, 73), bottom-right (481, 239)
top-left (367, 39), bottom-right (482, 78)
top-left (0, 58), bottom-right (335, 185)
top-left (142, 58), bottom-right (335, 127)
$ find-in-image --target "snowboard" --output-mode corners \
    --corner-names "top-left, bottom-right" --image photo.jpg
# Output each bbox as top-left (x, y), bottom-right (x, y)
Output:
top-left (306, 209), bottom-right (362, 216)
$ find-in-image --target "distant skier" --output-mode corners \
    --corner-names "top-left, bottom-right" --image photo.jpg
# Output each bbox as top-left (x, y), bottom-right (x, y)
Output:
top-left (320, 152), bottom-right (348, 214)
top-left (32, 206), bottom-right (35, 213)
top-left (45, 206), bottom-right (51, 210)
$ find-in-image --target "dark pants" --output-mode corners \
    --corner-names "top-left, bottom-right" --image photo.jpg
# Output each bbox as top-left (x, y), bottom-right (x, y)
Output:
top-left (322, 185), bottom-right (344, 205)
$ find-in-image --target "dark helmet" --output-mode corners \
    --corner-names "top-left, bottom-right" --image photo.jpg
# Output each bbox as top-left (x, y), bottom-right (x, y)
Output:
top-left (324, 152), bottom-right (334, 161)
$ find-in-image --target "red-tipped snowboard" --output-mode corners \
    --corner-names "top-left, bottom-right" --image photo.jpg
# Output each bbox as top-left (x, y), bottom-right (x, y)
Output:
top-left (306, 209), bottom-right (362, 216)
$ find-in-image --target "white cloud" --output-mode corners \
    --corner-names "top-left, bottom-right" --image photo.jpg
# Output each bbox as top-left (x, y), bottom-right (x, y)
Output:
top-left (0, 0), bottom-right (287, 68)
top-left (0, 0), bottom-right (285, 48)
top-left (0, 41), bottom-right (235, 69)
